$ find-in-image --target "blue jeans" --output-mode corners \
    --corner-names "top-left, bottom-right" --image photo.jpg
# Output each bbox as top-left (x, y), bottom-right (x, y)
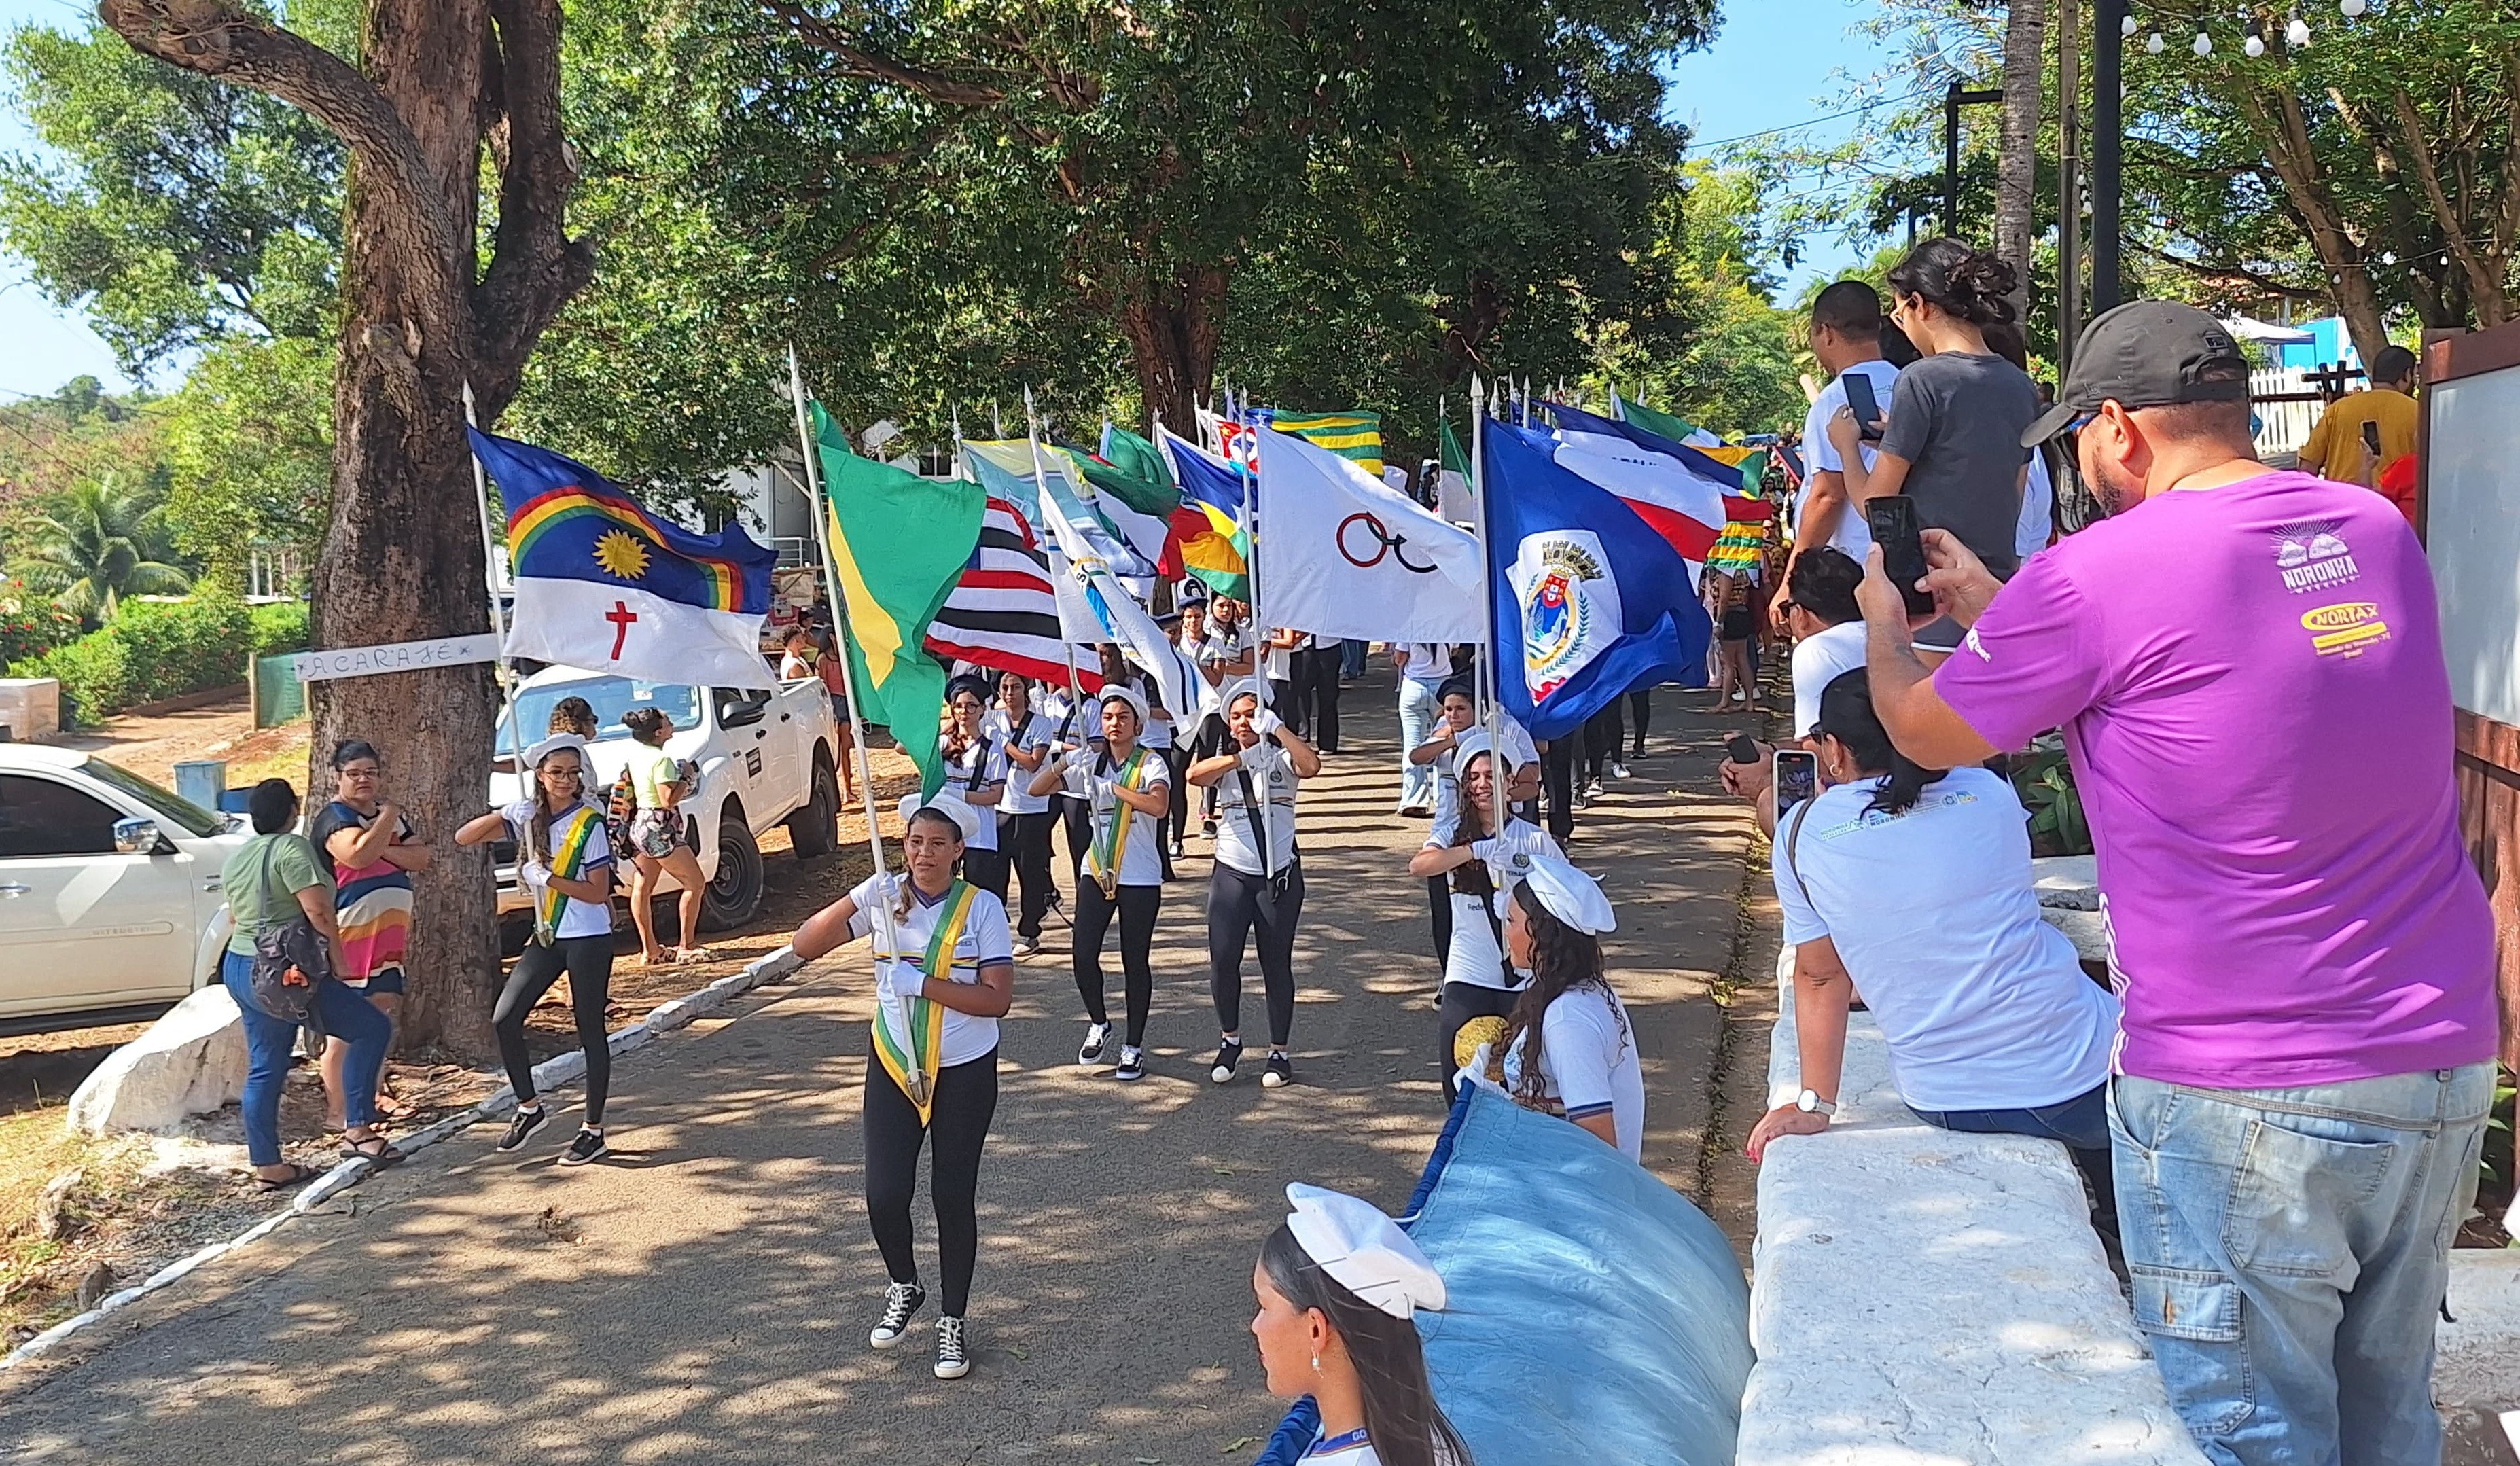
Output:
top-left (221, 950), bottom-right (392, 1167)
top-left (2110, 1065), bottom-right (2494, 1466)
top-left (1397, 677), bottom-right (1440, 810)
top-left (1340, 639), bottom-right (1366, 679)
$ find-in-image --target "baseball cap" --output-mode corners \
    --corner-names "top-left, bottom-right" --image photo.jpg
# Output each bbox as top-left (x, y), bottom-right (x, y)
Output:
top-left (2021, 301), bottom-right (2251, 447)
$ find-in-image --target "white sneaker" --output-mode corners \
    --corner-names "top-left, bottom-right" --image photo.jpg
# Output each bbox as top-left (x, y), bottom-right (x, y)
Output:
top-left (1078, 1021), bottom-right (1112, 1066)
top-left (1609, 762), bottom-right (1632, 780)
top-left (934, 1315), bottom-right (971, 1379)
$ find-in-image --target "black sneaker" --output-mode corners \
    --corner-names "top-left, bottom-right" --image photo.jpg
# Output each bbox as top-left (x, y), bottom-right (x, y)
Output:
top-left (1078, 1021), bottom-right (1112, 1067)
top-left (869, 1281), bottom-right (925, 1349)
top-left (1114, 1047), bottom-right (1146, 1081)
top-left (1210, 1039), bottom-right (1245, 1085)
top-left (558, 1127), bottom-right (608, 1166)
top-left (497, 1104), bottom-right (548, 1151)
top-left (1262, 1052), bottom-right (1294, 1089)
top-left (934, 1315), bottom-right (971, 1379)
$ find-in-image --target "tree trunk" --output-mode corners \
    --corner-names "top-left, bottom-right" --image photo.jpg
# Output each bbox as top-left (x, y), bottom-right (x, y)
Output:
top-left (1995, 0), bottom-right (2046, 318)
top-left (1120, 262), bottom-right (1227, 434)
top-left (2250, 87), bottom-right (2392, 364)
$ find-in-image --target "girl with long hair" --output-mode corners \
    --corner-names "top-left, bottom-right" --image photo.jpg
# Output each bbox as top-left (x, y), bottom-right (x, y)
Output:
top-left (1406, 743), bottom-right (1561, 1101)
top-left (986, 668), bottom-right (1059, 954)
top-left (1028, 683), bottom-right (1173, 1081)
top-left (789, 794), bottom-right (1014, 1382)
top-left (938, 675), bottom-right (1010, 902)
top-left (1497, 857), bottom-right (1644, 1161)
top-left (1250, 1184), bottom-right (1471, 1466)
top-left (1186, 681), bottom-right (1321, 1088)
top-left (618, 705), bottom-right (711, 967)
top-left (455, 735), bottom-right (619, 1167)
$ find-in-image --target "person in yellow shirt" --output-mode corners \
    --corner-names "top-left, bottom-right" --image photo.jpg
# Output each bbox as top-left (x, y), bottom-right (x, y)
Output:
top-left (2299, 345), bottom-right (2418, 487)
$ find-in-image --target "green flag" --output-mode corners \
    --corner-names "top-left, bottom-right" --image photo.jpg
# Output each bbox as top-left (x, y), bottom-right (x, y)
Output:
top-left (1099, 423), bottom-right (1173, 487)
top-left (1439, 418), bottom-right (1471, 478)
top-left (1617, 395), bottom-right (1704, 445)
top-left (1271, 410), bottom-right (1383, 474)
top-left (811, 401), bottom-right (983, 798)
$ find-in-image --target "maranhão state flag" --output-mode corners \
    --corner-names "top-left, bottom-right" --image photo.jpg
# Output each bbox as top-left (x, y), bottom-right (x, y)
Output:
top-left (474, 429), bottom-right (778, 690)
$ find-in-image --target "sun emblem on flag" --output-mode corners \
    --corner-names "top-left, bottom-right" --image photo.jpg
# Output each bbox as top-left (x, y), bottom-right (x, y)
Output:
top-left (593, 529), bottom-right (650, 581)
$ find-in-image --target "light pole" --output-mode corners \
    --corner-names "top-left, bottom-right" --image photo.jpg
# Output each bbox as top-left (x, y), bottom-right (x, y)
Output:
top-left (2091, 0), bottom-right (2126, 314)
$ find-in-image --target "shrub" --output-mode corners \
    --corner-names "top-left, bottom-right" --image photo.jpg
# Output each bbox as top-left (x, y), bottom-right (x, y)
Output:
top-left (10, 592), bottom-right (253, 725)
top-left (247, 599), bottom-right (309, 657)
top-left (0, 584), bottom-right (81, 666)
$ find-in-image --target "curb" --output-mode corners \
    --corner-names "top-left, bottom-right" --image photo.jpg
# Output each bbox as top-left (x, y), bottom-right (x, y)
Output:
top-left (2, 946), bottom-right (809, 1371)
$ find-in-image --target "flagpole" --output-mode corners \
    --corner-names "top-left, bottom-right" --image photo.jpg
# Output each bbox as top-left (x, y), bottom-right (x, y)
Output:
top-left (1232, 399), bottom-right (1273, 876)
top-left (786, 345), bottom-right (926, 1109)
top-left (461, 381), bottom-right (533, 778)
top-left (1471, 374), bottom-right (1506, 827)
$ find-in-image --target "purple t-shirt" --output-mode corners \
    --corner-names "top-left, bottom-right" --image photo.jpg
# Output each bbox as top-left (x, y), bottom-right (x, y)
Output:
top-left (1936, 469), bottom-right (2496, 1089)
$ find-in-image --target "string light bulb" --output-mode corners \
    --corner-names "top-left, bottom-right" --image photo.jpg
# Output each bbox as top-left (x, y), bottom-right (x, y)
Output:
top-left (2193, 29), bottom-right (2214, 54)
top-left (2148, 31), bottom-right (2167, 52)
top-left (2288, 15), bottom-right (2311, 43)
top-left (2339, 0), bottom-right (2365, 15)
top-left (2243, 24), bottom-right (2267, 56)
top-left (2122, 13), bottom-right (2140, 35)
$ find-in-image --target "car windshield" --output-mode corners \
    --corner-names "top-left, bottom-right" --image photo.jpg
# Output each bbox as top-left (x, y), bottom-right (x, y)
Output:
top-left (80, 757), bottom-right (226, 837)
top-left (503, 678), bottom-right (700, 753)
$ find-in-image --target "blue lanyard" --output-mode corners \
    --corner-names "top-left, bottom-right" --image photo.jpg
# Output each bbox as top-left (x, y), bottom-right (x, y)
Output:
top-left (1309, 1427), bottom-right (1369, 1456)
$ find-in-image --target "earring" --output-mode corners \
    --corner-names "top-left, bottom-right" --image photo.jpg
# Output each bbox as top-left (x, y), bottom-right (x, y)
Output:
top-left (1311, 1355), bottom-right (1321, 1373)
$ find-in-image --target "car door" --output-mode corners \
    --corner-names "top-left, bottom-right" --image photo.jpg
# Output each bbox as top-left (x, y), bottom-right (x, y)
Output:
top-left (713, 686), bottom-right (780, 829)
top-left (0, 773), bottom-right (201, 1018)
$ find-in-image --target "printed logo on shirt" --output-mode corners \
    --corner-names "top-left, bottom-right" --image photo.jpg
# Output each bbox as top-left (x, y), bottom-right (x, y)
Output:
top-left (2300, 600), bottom-right (2390, 658)
top-left (2270, 519), bottom-right (2359, 594)
top-left (1963, 626), bottom-right (1991, 662)
top-left (1812, 787), bottom-right (1979, 841)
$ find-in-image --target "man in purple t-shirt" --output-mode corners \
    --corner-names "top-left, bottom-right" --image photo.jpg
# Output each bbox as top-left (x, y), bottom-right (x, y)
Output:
top-left (1856, 302), bottom-right (2496, 1466)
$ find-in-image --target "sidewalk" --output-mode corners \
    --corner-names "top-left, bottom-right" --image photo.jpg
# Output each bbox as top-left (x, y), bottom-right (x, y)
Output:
top-left (0, 671), bottom-right (1772, 1463)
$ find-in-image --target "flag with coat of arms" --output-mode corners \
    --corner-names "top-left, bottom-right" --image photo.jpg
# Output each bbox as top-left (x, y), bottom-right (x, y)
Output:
top-left (474, 429), bottom-right (779, 690)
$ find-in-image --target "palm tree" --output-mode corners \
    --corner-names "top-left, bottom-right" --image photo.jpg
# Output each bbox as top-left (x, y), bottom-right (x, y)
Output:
top-left (8, 476), bottom-right (193, 624)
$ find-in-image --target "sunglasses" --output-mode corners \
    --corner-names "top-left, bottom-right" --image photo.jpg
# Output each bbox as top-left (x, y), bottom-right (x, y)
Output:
top-left (2052, 410), bottom-right (2097, 453)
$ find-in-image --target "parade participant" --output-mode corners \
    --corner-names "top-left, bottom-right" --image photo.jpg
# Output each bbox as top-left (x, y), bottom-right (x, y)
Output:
top-left (1252, 1184), bottom-right (1472, 1466)
top-left (1098, 643), bottom-right (1179, 878)
top-left (940, 674), bottom-right (1010, 901)
top-left (987, 669), bottom-right (1059, 954)
top-left (547, 695), bottom-right (599, 739)
top-left (1188, 679), bottom-right (1321, 1088)
top-left (1263, 628), bottom-right (1311, 736)
top-left (1039, 674), bottom-right (1095, 884)
top-left (1497, 853), bottom-right (1644, 1162)
top-left (789, 793), bottom-right (1012, 1381)
top-left (221, 778), bottom-right (399, 1185)
top-left (455, 734), bottom-right (619, 1166)
top-left (1196, 598), bottom-right (1259, 837)
top-left (1408, 745), bottom-right (1561, 1101)
top-left (308, 738), bottom-right (427, 1125)
top-left (619, 706), bottom-right (711, 967)
top-left (1410, 681), bottom-right (1540, 961)
top-left (1029, 683), bottom-right (1173, 1081)
top-left (1299, 630), bottom-right (1343, 753)
top-left (1391, 642), bottom-right (1452, 816)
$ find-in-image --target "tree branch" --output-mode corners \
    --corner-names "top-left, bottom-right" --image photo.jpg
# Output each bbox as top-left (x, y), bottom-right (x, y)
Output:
top-left (2389, 88), bottom-right (2508, 325)
top-left (2132, 242), bottom-right (2327, 301)
top-left (757, 1), bottom-right (1010, 107)
top-left (469, 0), bottom-right (595, 418)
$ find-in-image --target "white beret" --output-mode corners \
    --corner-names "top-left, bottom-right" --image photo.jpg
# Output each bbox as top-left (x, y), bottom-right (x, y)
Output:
top-left (522, 733), bottom-right (589, 770)
top-left (1285, 1183), bottom-right (1447, 1318)
top-left (1218, 676), bottom-right (1272, 713)
top-left (1097, 683), bottom-right (1150, 724)
top-left (897, 791), bottom-right (982, 844)
top-left (1521, 850), bottom-right (1617, 935)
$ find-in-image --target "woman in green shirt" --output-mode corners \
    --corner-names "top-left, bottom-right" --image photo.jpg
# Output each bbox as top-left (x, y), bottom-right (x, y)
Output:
top-left (621, 705), bottom-right (710, 965)
top-left (219, 779), bottom-right (400, 1187)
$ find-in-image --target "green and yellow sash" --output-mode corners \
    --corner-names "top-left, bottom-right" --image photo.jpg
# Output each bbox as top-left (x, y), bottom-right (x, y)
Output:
top-left (532, 805), bottom-right (603, 946)
top-left (1084, 747), bottom-right (1151, 896)
top-left (871, 877), bottom-right (977, 1126)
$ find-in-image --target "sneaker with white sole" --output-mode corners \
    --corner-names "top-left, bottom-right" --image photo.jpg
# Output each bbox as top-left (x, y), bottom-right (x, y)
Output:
top-left (1262, 1052), bottom-right (1293, 1088)
top-left (557, 1126), bottom-right (608, 1166)
top-left (497, 1104), bottom-right (549, 1151)
top-left (1114, 1046), bottom-right (1146, 1081)
top-left (934, 1315), bottom-right (971, 1379)
top-left (1078, 1021), bottom-right (1112, 1067)
top-left (1211, 1038), bottom-right (1244, 1084)
top-left (1013, 933), bottom-right (1040, 957)
top-left (1608, 761), bottom-right (1632, 780)
top-left (870, 1281), bottom-right (925, 1348)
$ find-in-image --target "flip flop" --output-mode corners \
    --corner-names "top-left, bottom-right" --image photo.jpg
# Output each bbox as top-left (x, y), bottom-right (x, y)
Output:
top-left (253, 1163), bottom-right (320, 1192)
top-left (340, 1136), bottom-right (404, 1168)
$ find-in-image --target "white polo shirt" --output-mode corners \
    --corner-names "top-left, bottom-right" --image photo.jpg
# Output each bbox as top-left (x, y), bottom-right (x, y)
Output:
top-left (1503, 983), bottom-right (1646, 1162)
top-left (941, 731), bottom-right (1007, 852)
top-left (845, 872), bottom-right (1014, 1067)
top-left (1422, 814), bottom-right (1559, 990)
top-left (1055, 744), bottom-right (1173, 888)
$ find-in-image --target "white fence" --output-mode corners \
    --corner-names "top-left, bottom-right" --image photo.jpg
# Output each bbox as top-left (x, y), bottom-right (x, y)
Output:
top-left (2250, 365), bottom-right (2325, 461)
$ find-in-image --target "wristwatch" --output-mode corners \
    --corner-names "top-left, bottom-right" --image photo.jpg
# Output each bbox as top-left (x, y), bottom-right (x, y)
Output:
top-left (1794, 1088), bottom-right (1837, 1118)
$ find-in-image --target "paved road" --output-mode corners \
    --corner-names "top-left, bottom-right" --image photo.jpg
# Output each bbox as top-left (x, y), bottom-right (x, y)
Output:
top-left (0, 673), bottom-right (1767, 1465)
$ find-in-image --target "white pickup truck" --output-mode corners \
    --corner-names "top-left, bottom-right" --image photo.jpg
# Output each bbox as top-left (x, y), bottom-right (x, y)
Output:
top-left (490, 666), bottom-right (846, 934)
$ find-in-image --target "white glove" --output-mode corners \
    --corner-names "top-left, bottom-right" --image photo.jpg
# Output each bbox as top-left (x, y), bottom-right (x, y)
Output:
top-left (1469, 836), bottom-right (1499, 866)
top-left (878, 963), bottom-right (925, 1001)
top-left (1252, 707), bottom-right (1284, 739)
top-left (519, 860), bottom-right (552, 895)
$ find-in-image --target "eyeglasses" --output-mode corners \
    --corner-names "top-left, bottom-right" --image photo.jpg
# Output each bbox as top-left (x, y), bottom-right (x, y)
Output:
top-left (2053, 411), bottom-right (2097, 452)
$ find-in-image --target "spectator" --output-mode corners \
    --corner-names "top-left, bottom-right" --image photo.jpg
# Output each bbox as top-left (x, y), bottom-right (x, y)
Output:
top-left (777, 626), bottom-right (818, 681)
top-left (1783, 548), bottom-right (1866, 738)
top-left (309, 738), bottom-right (427, 1125)
top-left (1983, 320), bottom-right (2056, 560)
top-left (1299, 632), bottom-right (1343, 753)
top-left (2299, 344), bottom-right (2419, 489)
top-left (2374, 449), bottom-right (2419, 529)
top-left (547, 695), bottom-right (599, 739)
top-left (1827, 238), bottom-right (2041, 653)
top-left (619, 705), bottom-right (711, 966)
top-left (1862, 300), bottom-right (2498, 1465)
top-left (1703, 572), bottom-right (1762, 717)
top-left (221, 778), bottom-right (400, 1187)
top-left (1742, 671), bottom-right (2120, 1231)
top-left (1789, 281), bottom-right (1900, 579)
top-left (1391, 642), bottom-right (1451, 817)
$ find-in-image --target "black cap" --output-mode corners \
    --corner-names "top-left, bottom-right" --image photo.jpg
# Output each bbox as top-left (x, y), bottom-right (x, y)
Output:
top-left (2021, 301), bottom-right (2251, 447)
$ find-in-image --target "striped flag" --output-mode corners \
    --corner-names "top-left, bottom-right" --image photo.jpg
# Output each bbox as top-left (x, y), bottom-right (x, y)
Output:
top-left (1271, 410), bottom-right (1384, 475)
top-left (922, 495), bottom-right (1095, 688)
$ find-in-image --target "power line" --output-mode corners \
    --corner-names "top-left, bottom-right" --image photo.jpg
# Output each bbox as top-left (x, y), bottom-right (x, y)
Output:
top-left (1690, 84), bottom-right (1945, 151)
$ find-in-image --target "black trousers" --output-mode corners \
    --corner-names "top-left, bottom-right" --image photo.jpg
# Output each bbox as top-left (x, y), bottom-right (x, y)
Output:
top-left (1164, 747), bottom-right (1192, 847)
top-left (1542, 738), bottom-right (1578, 841)
top-left (862, 1046), bottom-right (999, 1317)
top-left (1627, 686), bottom-right (1652, 754)
top-left (1002, 810), bottom-right (1057, 938)
top-left (1437, 981), bottom-right (1521, 1103)
top-left (1191, 714), bottom-right (1228, 827)
top-left (1207, 861), bottom-right (1304, 1047)
top-left (1269, 677), bottom-right (1303, 737)
top-left (1073, 881), bottom-right (1161, 1047)
top-left (1298, 646), bottom-right (1343, 751)
top-left (1057, 796), bottom-right (1091, 882)
top-left (961, 845), bottom-right (1009, 905)
top-left (1582, 704), bottom-right (1622, 781)
top-left (495, 932), bottom-right (615, 1126)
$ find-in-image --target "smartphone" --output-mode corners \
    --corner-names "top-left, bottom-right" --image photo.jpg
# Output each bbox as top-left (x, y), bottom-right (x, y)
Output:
top-left (2360, 420), bottom-right (2383, 457)
top-left (1864, 494), bottom-right (1938, 618)
top-left (1725, 734), bottom-right (1762, 765)
top-left (1841, 370), bottom-right (1886, 442)
top-left (1773, 749), bottom-right (1819, 811)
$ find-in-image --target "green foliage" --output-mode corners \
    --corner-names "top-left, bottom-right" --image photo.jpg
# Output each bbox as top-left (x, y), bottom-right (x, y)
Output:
top-left (2010, 732), bottom-right (2091, 859)
top-left (161, 336), bottom-right (332, 573)
top-left (0, 582), bottom-right (82, 666)
top-left (0, 383), bottom-right (166, 526)
top-left (6, 474), bottom-right (192, 624)
top-left (247, 598), bottom-right (308, 657)
top-left (10, 590), bottom-right (253, 724)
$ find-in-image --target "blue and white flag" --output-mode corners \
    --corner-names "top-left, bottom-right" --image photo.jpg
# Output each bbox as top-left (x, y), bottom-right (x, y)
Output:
top-left (1480, 422), bottom-right (1710, 740)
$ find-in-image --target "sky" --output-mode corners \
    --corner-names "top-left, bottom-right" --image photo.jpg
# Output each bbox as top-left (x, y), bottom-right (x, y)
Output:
top-left (0, 0), bottom-right (1894, 399)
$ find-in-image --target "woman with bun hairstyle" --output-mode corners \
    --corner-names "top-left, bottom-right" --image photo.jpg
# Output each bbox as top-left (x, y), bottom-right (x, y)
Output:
top-left (789, 793), bottom-right (1014, 1383)
top-left (1250, 1184), bottom-right (1472, 1466)
top-left (1824, 237), bottom-right (2041, 652)
top-left (620, 705), bottom-right (711, 967)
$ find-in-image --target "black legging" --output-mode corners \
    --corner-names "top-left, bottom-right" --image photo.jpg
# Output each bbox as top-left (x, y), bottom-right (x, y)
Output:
top-left (1425, 874), bottom-right (1453, 961)
top-left (1207, 861), bottom-right (1303, 1047)
top-left (1057, 795), bottom-right (1091, 882)
top-left (1627, 686), bottom-right (1652, 755)
top-left (1437, 981), bottom-right (1521, 1103)
top-left (1299, 646), bottom-right (1342, 752)
top-left (1165, 747), bottom-right (1192, 848)
top-left (1582, 704), bottom-right (1622, 781)
top-left (1073, 881), bottom-right (1161, 1047)
top-left (1191, 713), bottom-right (1229, 827)
top-left (1269, 677), bottom-right (1302, 736)
top-left (495, 933), bottom-right (614, 1126)
top-left (863, 1046), bottom-right (999, 1317)
top-left (1003, 810), bottom-right (1057, 938)
top-left (961, 845), bottom-right (1009, 904)
top-left (1542, 738), bottom-right (1578, 841)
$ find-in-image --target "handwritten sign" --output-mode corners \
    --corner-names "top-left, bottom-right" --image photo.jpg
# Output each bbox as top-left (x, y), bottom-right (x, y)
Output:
top-left (291, 634), bottom-right (501, 683)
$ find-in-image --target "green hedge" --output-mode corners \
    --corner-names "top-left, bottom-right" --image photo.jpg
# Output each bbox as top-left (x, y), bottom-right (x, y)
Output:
top-left (8, 593), bottom-right (256, 725)
top-left (248, 600), bottom-right (309, 657)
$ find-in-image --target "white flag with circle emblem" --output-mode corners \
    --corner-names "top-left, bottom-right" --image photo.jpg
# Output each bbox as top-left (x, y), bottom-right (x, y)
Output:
top-left (1252, 428), bottom-right (1484, 643)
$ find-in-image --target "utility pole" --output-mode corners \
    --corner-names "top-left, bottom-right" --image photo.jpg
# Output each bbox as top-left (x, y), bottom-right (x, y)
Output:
top-left (1943, 82), bottom-right (2006, 238)
top-left (2057, 0), bottom-right (2084, 372)
top-left (2092, 0), bottom-right (2126, 314)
